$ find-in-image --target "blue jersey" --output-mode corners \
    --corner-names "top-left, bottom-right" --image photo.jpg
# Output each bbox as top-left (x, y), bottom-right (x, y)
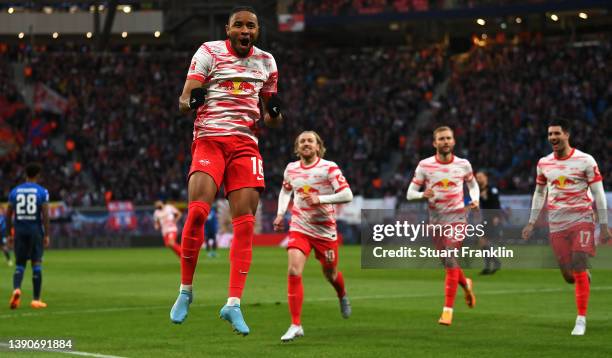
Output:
top-left (205, 207), bottom-right (218, 235)
top-left (8, 182), bottom-right (49, 234)
top-left (0, 215), bottom-right (6, 237)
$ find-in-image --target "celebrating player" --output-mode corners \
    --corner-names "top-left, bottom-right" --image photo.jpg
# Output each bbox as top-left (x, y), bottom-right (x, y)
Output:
top-left (153, 200), bottom-right (182, 257)
top-left (170, 6), bottom-right (282, 336)
top-left (476, 171), bottom-right (502, 275)
top-left (273, 131), bottom-right (353, 342)
top-left (6, 163), bottom-right (50, 309)
top-left (406, 126), bottom-right (479, 326)
top-left (522, 119), bottom-right (610, 336)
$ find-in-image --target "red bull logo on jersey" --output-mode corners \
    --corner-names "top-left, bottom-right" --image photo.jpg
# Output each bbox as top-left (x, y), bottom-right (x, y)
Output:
top-left (297, 185), bottom-right (319, 194)
top-left (218, 80), bottom-right (256, 94)
top-left (551, 176), bottom-right (575, 188)
top-left (432, 179), bottom-right (457, 190)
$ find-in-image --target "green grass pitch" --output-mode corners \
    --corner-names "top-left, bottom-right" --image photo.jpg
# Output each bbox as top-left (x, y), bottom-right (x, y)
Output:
top-left (1, 246), bottom-right (611, 357)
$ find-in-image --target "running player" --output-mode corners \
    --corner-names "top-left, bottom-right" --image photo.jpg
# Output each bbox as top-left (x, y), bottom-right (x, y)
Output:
top-left (522, 119), bottom-right (610, 336)
top-left (153, 200), bottom-right (182, 257)
top-left (274, 131), bottom-right (353, 342)
top-left (170, 6), bottom-right (283, 336)
top-left (476, 171), bottom-right (502, 275)
top-left (406, 126), bottom-right (479, 326)
top-left (6, 163), bottom-right (50, 309)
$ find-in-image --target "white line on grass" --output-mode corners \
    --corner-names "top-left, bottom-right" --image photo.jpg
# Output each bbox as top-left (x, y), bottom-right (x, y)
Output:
top-left (0, 342), bottom-right (127, 358)
top-left (2, 286), bottom-right (611, 319)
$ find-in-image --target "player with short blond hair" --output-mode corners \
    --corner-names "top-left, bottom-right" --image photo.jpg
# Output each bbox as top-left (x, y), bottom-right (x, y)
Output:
top-left (274, 131), bottom-right (353, 342)
top-left (407, 126), bottom-right (479, 326)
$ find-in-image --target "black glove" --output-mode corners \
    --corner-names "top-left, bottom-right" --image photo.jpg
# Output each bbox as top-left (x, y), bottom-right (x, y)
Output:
top-left (189, 88), bottom-right (206, 110)
top-left (266, 95), bottom-right (282, 118)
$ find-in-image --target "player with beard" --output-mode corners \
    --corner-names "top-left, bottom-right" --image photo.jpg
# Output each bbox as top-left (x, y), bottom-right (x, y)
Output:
top-left (169, 6), bottom-right (283, 336)
top-left (406, 126), bottom-right (479, 326)
top-left (522, 119), bottom-right (610, 336)
top-left (274, 131), bottom-right (353, 342)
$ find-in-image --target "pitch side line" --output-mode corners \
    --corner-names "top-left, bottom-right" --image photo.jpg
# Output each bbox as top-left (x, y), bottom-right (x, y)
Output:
top-left (0, 343), bottom-right (127, 358)
top-left (2, 286), bottom-right (612, 319)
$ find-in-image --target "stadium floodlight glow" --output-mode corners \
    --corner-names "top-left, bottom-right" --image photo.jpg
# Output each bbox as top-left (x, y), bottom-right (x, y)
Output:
top-left (122, 31), bottom-right (128, 38)
top-left (52, 32), bottom-right (59, 39)
top-left (86, 32), bottom-right (93, 39)
top-left (515, 17), bottom-right (522, 24)
top-left (122, 6), bottom-right (132, 14)
top-left (476, 18), bottom-right (486, 26)
top-left (18, 32), bottom-right (24, 39)
top-left (500, 22), bottom-right (507, 29)
top-left (43, 6), bottom-right (53, 14)
top-left (8, 7), bottom-right (14, 14)
top-left (579, 12), bottom-right (588, 19)
top-left (98, 5), bottom-right (105, 11)
top-left (550, 14), bottom-right (559, 21)
top-left (154, 31), bottom-right (161, 38)
top-left (482, 33), bottom-right (488, 39)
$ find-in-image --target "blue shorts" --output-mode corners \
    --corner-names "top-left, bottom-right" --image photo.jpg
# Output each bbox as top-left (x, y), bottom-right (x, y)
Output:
top-left (14, 230), bottom-right (44, 263)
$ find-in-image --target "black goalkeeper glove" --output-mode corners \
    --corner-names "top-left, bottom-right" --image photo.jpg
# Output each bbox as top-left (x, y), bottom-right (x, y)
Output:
top-left (266, 95), bottom-right (282, 118)
top-left (189, 88), bottom-right (206, 110)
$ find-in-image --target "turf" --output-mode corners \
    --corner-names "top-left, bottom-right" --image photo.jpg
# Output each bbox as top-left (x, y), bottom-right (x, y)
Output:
top-left (0, 246), bottom-right (611, 357)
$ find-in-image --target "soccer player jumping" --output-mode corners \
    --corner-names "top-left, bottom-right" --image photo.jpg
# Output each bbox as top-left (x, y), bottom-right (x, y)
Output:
top-left (274, 131), bottom-right (353, 342)
top-left (406, 126), bottom-right (479, 326)
top-left (170, 6), bottom-right (282, 336)
top-left (522, 119), bottom-right (610, 336)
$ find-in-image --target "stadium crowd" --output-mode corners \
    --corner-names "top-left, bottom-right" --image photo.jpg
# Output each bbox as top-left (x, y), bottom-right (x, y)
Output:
top-left (0, 36), bottom-right (610, 206)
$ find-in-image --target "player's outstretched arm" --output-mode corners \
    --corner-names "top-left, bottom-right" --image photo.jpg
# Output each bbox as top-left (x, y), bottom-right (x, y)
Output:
top-left (522, 184), bottom-right (547, 240)
top-left (274, 187), bottom-right (292, 232)
top-left (179, 79), bottom-right (206, 114)
top-left (589, 180), bottom-right (610, 242)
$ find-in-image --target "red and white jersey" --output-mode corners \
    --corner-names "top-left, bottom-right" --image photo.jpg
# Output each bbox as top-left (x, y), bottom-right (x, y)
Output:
top-left (154, 204), bottom-right (180, 235)
top-left (283, 158), bottom-right (350, 241)
top-left (412, 155), bottom-right (475, 224)
top-left (186, 40), bottom-right (278, 144)
top-left (536, 148), bottom-right (602, 233)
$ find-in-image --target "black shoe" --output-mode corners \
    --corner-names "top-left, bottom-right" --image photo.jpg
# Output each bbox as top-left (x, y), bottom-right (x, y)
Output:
top-left (479, 269), bottom-right (491, 275)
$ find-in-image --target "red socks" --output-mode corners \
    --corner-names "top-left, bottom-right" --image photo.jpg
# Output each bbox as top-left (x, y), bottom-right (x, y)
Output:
top-left (170, 243), bottom-right (182, 257)
top-left (288, 275), bottom-right (303, 325)
top-left (228, 214), bottom-right (255, 298)
top-left (457, 268), bottom-right (467, 288)
top-left (574, 271), bottom-right (590, 316)
top-left (332, 271), bottom-right (346, 298)
top-left (180, 201), bottom-right (210, 285)
top-left (444, 268), bottom-right (459, 308)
